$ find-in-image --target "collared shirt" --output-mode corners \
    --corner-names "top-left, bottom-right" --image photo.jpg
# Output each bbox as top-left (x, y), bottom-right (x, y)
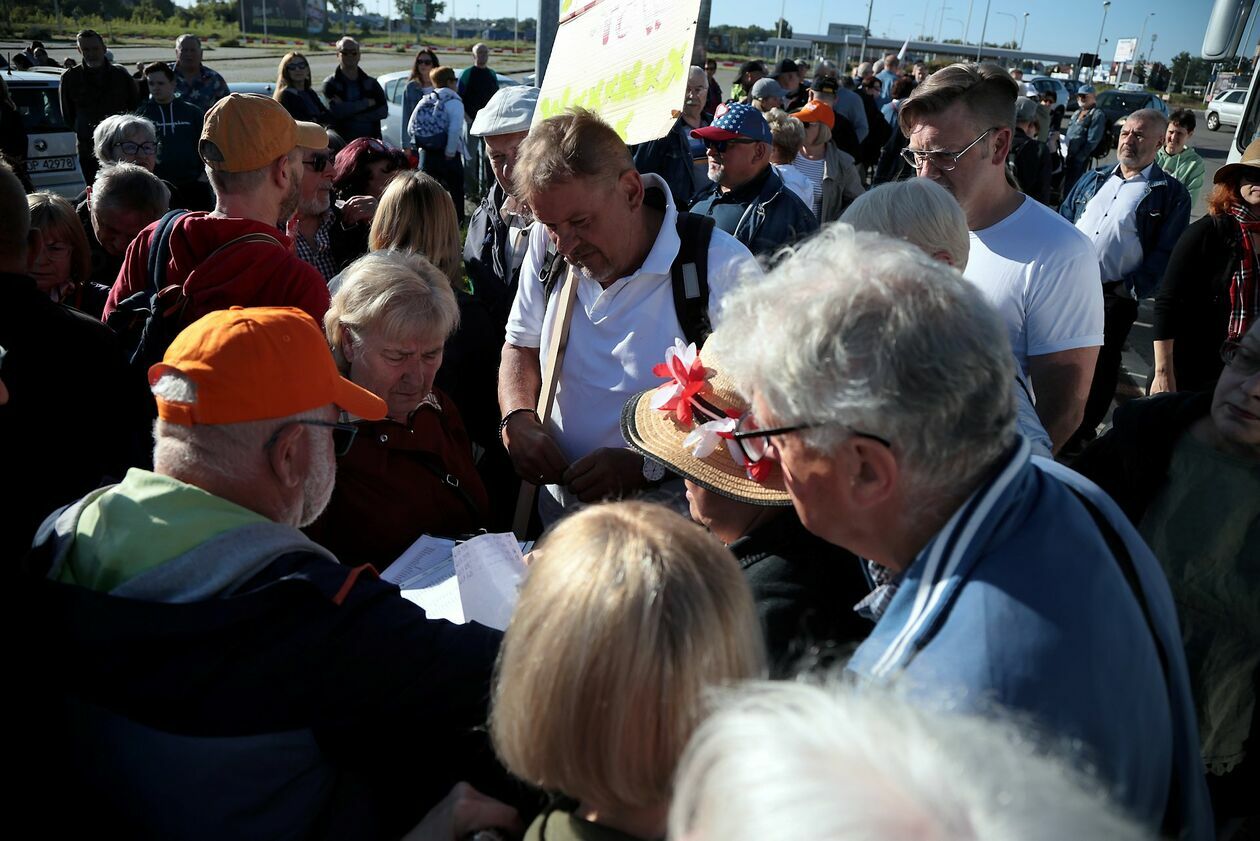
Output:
top-left (1075, 162), bottom-right (1153, 287)
top-left (173, 63), bottom-right (230, 114)
top-left (295, 213), bottom-right (337, 282)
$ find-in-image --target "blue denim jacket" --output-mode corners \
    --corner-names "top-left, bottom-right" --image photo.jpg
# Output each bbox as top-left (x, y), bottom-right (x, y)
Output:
top-left (1059, 161), bottom-right (1191, 299)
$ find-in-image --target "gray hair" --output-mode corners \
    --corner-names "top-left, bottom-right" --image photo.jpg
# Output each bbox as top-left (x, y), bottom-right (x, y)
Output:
top-left (91, 162), bottom-right (170, 217)
top-left (670, 681), bottom-right (1146, 841)
top-left (92, 113), bottom-right (156, 164)
top-left (711, 224), bottom-right (1016, 505)
top-left (1126, 107), bottom-right (1169, 136)
top-left (841, 179), bottom-right (970, 270)
top-left (325, 250), bottom-right (460, 372)
top-left (472, 42), bottom-right (489, 58)
top-left (764, 108), bottom-right (805, 159)
top-left (175, 33), bottom-right (200, 50)
top-left (151, 372), bottom-right (326, 481)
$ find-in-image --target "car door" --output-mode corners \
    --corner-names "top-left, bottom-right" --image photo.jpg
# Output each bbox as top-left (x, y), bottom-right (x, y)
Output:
top-left (1221, 89), bottom-right (1246, 126)
top-left (9, 80), bottom-right (85, 199)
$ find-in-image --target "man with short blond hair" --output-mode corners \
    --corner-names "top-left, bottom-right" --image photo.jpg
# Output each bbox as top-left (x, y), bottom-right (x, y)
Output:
top-left (900, 62), bottom-right (1102, 453)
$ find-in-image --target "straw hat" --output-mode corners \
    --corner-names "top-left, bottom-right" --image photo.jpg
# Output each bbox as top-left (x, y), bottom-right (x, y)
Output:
top-left (620, 340), bottom-right (791, 506)
top-left (1214, 138), bottom-right (1260, 184)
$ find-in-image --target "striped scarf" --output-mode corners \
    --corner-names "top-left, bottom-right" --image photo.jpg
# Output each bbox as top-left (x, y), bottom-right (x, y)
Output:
top-left (1227, 204), bottom-right (1260, 339)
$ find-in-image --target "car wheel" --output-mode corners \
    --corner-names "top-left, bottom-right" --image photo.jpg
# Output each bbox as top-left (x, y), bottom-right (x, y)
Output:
top-left (1207, 111), bottom-right (1220, 131)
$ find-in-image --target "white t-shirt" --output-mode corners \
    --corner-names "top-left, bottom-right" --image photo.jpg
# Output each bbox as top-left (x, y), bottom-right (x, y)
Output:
top-left (772, 163), bottom-right (816, 217)
top-left (504, 173), bottom-right (762, 510)
top-left (964, 196), bottom-right (1104, 381)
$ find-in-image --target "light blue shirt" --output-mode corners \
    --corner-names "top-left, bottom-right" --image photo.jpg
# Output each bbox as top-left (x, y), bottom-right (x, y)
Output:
top-left (832, 86), bottom-right (869, 143)
top-left (1075, 162), bottom-right (1152, 288)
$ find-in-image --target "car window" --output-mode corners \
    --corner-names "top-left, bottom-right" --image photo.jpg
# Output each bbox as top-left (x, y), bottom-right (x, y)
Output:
top-left (10, 86), bottom-right (68, 132)
top-left (385, 79), bottom-right (402, 103)
top-left (1034, 80), bottom-right (1052, 93)
top-left (1097, 91), bottom-right (1149, 111)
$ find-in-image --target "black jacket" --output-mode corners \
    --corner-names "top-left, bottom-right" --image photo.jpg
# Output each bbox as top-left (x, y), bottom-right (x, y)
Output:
top-left (1010, 128), bottom-right (1052, 206)
top-left (1154, 214), bottom-right (1239, 393)
top-left (279, 86), bottom-right (332, 127)
top-left (463, 180), bottom-right (523, 331)
top-left (321, 68), bottom-right (388, 142)
top-left (729, 512), bottom-right (873, 678)
top-left (1071, 391), bottom-right (1212, 525)
top-left (688, 166), bottom-right (819, 258)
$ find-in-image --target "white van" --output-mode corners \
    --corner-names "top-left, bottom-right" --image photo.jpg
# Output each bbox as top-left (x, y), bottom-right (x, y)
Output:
top-left (4, 68), bottom-right (86, 198)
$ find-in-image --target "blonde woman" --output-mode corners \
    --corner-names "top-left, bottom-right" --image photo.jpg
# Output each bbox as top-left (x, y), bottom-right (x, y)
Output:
top-left (367, 169), bottom-right (462, 288)
top-left (491, 501), bottom-right (765, 841)
top-left (275, 51), bottom-right (330, 127)
top-left (26, 192), bottom-right (99, 315)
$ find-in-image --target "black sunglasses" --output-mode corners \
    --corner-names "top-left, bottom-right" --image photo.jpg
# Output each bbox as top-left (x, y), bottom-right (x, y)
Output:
top-left (702, 137), bottom-right (759, 153)
top-left (416, 57), bottom-right (434, 65)
top-left (288, 60), bottom-right (309, 69)
top-left (264, 420), bottom-right (359, 456)
top-left (303, 152), bottom-right (335, 172)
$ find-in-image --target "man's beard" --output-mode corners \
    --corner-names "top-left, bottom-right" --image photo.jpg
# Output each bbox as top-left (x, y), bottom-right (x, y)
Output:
top-left (297, 438), bottom-right (337, 528)
top-left (277, 172), bottom-right (302, 223)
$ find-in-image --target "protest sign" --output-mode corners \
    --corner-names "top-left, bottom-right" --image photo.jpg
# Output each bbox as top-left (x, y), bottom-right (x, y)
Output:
top-left (533, 0), bottom-right (702, 145)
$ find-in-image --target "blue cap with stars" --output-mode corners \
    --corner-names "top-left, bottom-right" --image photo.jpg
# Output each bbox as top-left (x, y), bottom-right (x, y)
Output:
top-left (691, 102), bottom-right (773, 144)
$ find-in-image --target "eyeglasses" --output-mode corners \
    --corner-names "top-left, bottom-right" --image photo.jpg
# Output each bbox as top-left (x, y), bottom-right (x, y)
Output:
top-left (1220, 339), bottom-right (1260, 376)
top-left (264, 420), bottom-right (359, 456)
top-left (900, 128), bottom-right (993, 172)
top-left (303, 152), bottom-right (334, 172)
top-left (702, 137), bottom-right (760, 153)
top-left (288, 61), bottom-right (309, 69)
top-left (114, 140), bottom-right (157, 156)
top-left (416, 57), bottom-right (434, 65)
top-left (728, 412), bottom-right (892, 464)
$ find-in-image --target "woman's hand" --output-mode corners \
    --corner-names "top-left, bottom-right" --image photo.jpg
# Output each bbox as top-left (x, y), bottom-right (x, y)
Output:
top-left (339, 194), bottom-right (377, 226)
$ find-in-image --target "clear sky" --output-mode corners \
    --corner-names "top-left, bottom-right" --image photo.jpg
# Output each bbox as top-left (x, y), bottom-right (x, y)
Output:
top-left (385, 0), bottom-right (1236, 65)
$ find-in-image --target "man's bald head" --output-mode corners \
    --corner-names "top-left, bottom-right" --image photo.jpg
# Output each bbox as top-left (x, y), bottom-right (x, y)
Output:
top-left (0, 162), bottom-right (34, 271)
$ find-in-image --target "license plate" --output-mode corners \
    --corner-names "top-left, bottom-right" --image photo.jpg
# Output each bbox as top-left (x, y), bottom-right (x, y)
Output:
top-left (27, 156), bottom-right (76, 173)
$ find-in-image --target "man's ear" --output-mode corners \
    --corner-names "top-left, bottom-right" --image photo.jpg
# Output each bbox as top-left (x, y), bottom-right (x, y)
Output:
top-left (265, 422), bottom-right (308, 492)
top-left (274, 152), bottom-right (296, 190)
top-left (847, 438), bottom-right (899, 512)
top-left (618, 168), bottom-right (646, 211)
top-left (25, 226), bottom-right (44, 273)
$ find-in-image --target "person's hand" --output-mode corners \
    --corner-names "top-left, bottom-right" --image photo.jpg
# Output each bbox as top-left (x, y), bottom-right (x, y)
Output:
top-left (503, 412), bottom-right (569, 485)
top-left (284, 214), bottom-right (300, 254)
top-left (400, 782), bottom-right (522, 841)
top-left (1149, 368), bottom-right (1176, 396)
top-left (339, 194), bottom-right (377, 226)
top-left (563, 447), bottom-right (648, 502)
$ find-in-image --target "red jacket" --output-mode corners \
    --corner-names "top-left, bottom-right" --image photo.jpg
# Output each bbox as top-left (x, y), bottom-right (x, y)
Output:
top-left (101, 212), bottom-right (330, 324)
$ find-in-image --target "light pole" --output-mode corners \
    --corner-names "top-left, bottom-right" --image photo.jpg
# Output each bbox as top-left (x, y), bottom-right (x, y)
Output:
top-left (995, 11), bottom-right (1017, 49)
top-left (963, 0), bottom-right (974, 44)
top-left (1093, 1), bottom-right (1111, 83)
top-left (937, 3), bottom-right (952, 42)
top-left (1021, 12), bottom-right (1029, 49)
top-left (975, 0), bottom-right (991, 60)
top-left (860, 0), bottom-right (874, 65)
top-left (1128, 12), bottom-right (1154, 83)
top-left (775, 0), bottom-right (786, 63)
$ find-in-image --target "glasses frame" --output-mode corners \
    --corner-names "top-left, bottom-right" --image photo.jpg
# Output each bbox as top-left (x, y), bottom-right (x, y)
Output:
top-left (701, 137), bottom-right (760, 153)
top-left (303, 152), bottom-right (335, 172)
top-left (900, 127), bottom-right (994, 172)
top-left (264, 420), bottom-right (359, 456)
top-left (1220, 339), bottom-right (1260, 375)
top-left (114, 140), bottom-right (158, 156)
top-left (729, 413), bottom-right (892, 464)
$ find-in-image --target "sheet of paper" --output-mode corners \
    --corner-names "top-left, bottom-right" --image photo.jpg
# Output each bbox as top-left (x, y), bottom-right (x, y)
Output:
top-left (453, 533), bottom-right (528, 632)
top-left (401, 577), bottom-right (465, 625)
top-left (380, 535), bottom-right (457, 589)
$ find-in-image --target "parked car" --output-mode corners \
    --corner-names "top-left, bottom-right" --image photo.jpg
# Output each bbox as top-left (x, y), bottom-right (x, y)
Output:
top-left (1095, 89), bottom-right (1170, 140)
top-left (4, 68), bottom-right (86, 198)
top-left (1117, 81), bottom-right (1147, 92)
top-left (378, 68), bottom-right (521, 147)
top-left (1022, 76), bottom-right (1069, 119)
top-left (1206, 87), bottom-right (1247, 131)
top-left (1062, 78), bottom-right (1081, 111)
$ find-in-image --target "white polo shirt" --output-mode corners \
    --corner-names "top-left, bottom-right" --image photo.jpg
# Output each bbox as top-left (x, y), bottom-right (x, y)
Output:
top-left (1075, 163), bottom-right (1152, 286)
top-left (964, 195), bottom-right (1104, 381)
top-left (504, 173), bottom-right (761, 508)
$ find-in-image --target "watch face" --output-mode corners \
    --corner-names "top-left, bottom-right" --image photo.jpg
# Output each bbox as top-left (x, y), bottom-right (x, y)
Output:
top-left (643, 458), bottom-right (666, 482)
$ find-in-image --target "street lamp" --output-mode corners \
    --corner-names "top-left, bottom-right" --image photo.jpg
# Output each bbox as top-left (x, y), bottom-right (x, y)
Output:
top-left (1093, 1), bottom-right (1111, 83)
top-left (995, 11), bottom-right (1017, 49)
top-left (975, 0), bottom-right (991, 60)
top-left (1128, 12), bottom-right (1154, 83)
top-left (937, 3), bottom-right (952, 42)
top-left (1021, 12), bottom-right (1029, 50)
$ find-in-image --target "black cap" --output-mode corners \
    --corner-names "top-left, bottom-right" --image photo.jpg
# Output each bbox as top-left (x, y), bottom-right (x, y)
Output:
top-left (812, 75), bottom-right (839, 95)
top-left (773, 58), bottom-right (800, 77)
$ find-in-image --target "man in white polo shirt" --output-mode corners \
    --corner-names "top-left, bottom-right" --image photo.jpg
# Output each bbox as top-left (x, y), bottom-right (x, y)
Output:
top-left (899, 63), bottom-right (1103, 454)
top-left (499, 109), bottom-right (759, 522)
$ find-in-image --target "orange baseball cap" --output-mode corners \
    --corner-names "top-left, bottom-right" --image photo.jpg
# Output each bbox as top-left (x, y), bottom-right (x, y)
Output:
top-left (200, 93), bottom-right (328, 172)
top-left (148, 306), bottom-right (386, 425)
top-left (794, 99), bottom-right (836, 130)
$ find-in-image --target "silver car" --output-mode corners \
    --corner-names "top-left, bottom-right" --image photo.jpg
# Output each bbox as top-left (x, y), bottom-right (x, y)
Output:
top-left (5, 69), bottom-right (86, 198)
top-left (1206, 87), bottom-right (1247, 131)
top-left (378, 68), bottom-right (521, 148)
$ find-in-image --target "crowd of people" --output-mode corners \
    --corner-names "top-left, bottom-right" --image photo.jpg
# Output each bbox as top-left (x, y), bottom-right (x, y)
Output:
top-left (1, 29), bottom-right (1256, 841)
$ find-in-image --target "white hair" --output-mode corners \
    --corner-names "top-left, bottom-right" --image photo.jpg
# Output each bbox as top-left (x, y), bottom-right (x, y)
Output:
top-left (1126, 108), bottom-right (1168, 136)
top-left (91, 162), bottom-right (169, 218)
top-left (710, 224), bottom-right (1016, 504)
top-left (92, 114), bottom-right (156, 165)
top-left (841, 179), bottom-right (970, 271)
top-left (151, 372), bottom-right (327, 482)
top-left (670, 681), bottom-right (1146, 841)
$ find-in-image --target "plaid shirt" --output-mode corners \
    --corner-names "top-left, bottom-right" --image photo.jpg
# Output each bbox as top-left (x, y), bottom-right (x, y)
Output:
top-left (853, 560), bottom-right (901, 623)
top-left (295, 214), bottom-right (337, 282)
top-left (173, 64), bottom-right (229, 113)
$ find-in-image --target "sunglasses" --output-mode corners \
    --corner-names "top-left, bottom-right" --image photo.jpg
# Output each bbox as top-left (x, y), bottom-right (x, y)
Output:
top-left (702, 137), bottom-right (759, 153)
top-left (303, 152), bottom-right (335, 172)
top-left (288, 61), bottom-right (309, 69)
top-left (264, 420), bottom-right (360, 456)
top-left (416, 57), bottom-right (434, 65)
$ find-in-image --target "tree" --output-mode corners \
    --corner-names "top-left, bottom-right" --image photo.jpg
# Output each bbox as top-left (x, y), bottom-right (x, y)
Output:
top-left (395, 0), bottom-right (445, 25)
top-left (330, 0), bottom-right (363, 34)
top-left (774, 17), bottom-right (791, 39)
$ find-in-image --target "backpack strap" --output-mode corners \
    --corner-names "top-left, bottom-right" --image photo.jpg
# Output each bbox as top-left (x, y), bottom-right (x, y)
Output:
top-left (146, 209), bottom-right (189, 297)
top-left (537, 242), bottom-right (566, 301)
top-left (670, 212), bottom-right (715, 348)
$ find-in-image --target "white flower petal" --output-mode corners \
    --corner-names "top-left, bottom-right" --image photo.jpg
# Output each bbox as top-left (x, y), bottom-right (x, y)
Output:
top-left (650, 383), bottom-right (683, 410)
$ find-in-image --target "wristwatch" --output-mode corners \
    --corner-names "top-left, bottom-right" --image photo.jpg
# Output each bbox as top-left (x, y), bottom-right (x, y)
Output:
top-left (641, 456), bottom-right (666, 483)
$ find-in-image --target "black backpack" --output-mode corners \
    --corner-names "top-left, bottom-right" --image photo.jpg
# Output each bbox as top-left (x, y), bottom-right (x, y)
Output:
top-left (540, 212), bottom-right (716, 347)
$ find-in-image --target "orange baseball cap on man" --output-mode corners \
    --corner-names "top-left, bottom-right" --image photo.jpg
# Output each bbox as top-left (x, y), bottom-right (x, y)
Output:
top-left (200, 93), bottom-right (328, 172)
top-left (794, 98), bottom-right (836, 130)
top-left (148, 306), bottom-right (386, 425)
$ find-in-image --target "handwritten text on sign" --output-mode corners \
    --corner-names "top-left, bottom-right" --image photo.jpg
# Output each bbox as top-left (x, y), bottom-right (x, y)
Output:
top-left (534, 0), bottom-right (700, 146)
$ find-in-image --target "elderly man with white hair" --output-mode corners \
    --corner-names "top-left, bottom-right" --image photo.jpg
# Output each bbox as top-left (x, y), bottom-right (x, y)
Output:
top-left (713, 223), bottom-right (1212, 838)
top-left (670, 681), bottom-right (1148, 841)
